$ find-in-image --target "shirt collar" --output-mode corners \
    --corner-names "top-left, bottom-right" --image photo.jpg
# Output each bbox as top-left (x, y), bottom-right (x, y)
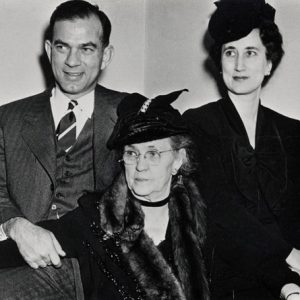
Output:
top-left (50, 87), bottom-right (95, 127)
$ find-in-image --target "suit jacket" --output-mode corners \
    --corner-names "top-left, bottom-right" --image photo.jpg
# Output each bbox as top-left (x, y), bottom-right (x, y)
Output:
top-left (0, 84), bottom-right (127, 223)
top-left (183, 96), bottom-right (300, 298)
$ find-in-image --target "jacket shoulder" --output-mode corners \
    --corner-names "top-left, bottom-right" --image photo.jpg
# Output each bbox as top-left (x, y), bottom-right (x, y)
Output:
top-left (184, 100), bottom-right (219, 118)
top-left (0, 90), bottom-right (50, 124)
top-left (95, 85), bottom-right (128, 106)
top-left (183, 100), bottom-right (222, 136)
top-left (262, 106), bottom-right (300, 134)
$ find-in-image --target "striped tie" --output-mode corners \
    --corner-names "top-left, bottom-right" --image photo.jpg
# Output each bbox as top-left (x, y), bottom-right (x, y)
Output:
top-left (56, 100), bottom-right (78, 152)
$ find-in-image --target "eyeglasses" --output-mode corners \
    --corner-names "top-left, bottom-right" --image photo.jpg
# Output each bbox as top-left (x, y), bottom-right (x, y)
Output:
top-left (121, 149), bottom-right (177, 166)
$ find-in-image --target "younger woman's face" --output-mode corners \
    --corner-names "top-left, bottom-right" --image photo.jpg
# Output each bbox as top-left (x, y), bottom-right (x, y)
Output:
top-left (221, 28), bottom-right (272, 98)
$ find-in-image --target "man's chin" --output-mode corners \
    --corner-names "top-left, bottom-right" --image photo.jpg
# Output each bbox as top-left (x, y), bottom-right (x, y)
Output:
top-left (58, 84), bottom-right (85, 97)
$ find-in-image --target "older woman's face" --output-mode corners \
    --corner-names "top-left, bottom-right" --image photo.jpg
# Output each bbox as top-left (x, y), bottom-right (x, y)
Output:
top-left (221, 29), bottom-right (272, 97)
top-left (124, 138), bottom-right (183, 202)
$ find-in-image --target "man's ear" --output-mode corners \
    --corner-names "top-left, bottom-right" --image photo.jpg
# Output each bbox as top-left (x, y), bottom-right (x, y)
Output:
top-left (45, 40), bottom-right (52, 63)
top-left (101, 45), bottom-right (114, 70)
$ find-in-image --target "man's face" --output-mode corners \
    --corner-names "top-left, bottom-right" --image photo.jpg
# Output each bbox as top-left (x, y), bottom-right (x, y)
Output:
top-left (45, 15), bottom-right (112, 98)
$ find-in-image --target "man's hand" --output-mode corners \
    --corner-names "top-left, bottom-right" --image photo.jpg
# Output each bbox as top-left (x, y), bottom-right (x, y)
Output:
top-left (286, 248), bottom-right (300, 275)
top-left (3, 217), bottom-right (65, 269)
top-left (281, 284), bottom-right (300, 300)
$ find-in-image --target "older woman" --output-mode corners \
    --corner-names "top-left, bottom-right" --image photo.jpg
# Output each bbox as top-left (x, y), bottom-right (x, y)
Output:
top-left (0, 90), bottom-right (209, 300)
top-left (183, 0), bottom-right (300, 299)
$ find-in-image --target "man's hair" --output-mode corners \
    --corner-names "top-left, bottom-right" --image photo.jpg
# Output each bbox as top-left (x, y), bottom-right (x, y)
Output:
top-left (48, 0), bottom-right (111, 47)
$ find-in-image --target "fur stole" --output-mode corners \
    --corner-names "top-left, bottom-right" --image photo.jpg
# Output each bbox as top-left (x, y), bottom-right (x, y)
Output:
top-left (98, 172), bottom-right (210, 300)
top-left (169, 175), bottom-right (210, 300)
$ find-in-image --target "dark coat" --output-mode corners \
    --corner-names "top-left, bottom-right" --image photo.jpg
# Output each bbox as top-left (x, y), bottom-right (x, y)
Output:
top-left (0, 173), bottom-right (209, 300)
top-left (0, 84), bottom-right (126, 223)
top-left (183, 96), bottom-right (300, 299)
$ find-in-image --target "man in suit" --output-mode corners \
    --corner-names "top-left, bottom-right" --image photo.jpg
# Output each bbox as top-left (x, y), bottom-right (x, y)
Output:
top-left (0, 1), bottom-right (126, 298)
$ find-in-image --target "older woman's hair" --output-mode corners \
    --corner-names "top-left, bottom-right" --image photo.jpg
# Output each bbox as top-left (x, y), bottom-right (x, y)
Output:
top-left (210, 20), bottom-right (284, 77)
top-left (169, 135), bottom-right (197, 177)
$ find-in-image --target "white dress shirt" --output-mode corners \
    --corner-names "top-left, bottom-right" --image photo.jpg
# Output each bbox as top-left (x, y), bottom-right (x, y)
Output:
top-left (50, 87), bottom-right (95, 138)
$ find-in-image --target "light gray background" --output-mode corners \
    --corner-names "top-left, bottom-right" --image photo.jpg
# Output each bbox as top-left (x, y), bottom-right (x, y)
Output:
top-left (0, 0), bottom-right (300, 118)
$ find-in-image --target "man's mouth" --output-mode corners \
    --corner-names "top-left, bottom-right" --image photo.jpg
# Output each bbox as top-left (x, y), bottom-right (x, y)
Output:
top-left (64, 72), bottom-right (83, 79)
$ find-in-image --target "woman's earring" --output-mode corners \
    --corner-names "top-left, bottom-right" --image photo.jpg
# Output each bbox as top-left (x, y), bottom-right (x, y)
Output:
top-left (172, 168), bottom-right (178, 175)
top-left (177, 174), bottom-right (183, 185)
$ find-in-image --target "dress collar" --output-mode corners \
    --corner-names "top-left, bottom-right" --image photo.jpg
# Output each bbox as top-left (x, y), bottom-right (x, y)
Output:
top-left (220, 95), bottom-right (265, 149)
top-left (137, 196), bottom-right (169, 207)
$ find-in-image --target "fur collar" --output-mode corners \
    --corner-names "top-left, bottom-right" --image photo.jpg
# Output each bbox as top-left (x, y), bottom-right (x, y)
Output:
top-left (98, 172), bottom-right (210, 300)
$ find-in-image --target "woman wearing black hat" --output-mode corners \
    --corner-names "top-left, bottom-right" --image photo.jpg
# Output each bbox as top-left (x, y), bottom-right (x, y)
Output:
top-left (0, 90), bottom-right (209, 300)
top-left (183, 0), bottom-right (300, 299)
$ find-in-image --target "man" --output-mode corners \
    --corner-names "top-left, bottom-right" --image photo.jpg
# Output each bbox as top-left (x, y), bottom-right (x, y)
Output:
top-left (0, 1), bottom-right (126, 298)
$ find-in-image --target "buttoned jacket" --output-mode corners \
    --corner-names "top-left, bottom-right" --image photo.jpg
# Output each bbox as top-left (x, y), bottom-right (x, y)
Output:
top-left (0, 84), bottom-right (126, 223)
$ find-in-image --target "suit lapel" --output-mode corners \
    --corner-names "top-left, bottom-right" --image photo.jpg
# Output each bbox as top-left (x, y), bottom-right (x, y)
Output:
top-left (21, 90), bottom-right (56, 183)
top-left (93, 85), bottom-right (119, 189)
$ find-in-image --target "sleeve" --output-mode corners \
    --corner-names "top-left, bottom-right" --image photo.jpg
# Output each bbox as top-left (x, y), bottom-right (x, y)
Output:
top-left (0, 239), bottom-right (25, 267)
top-left (38, 208), bottom-right (83, 257)
top-left (202, 158), bottom-right (300, 296)
top-left (0, 126), bottom-right (24, 222)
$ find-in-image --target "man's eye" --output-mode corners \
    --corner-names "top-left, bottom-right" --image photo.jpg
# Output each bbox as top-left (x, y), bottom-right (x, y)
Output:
top-left (82, 47), bottom-right (94, 54)
top-left (55, 44), bottom-right (67, 52)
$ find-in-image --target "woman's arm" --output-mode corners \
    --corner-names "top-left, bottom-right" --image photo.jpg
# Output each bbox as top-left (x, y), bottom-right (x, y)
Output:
top-left (0, 207), bottom-right (85, 268)
top-left (0, 239), bottom-right (25, 267)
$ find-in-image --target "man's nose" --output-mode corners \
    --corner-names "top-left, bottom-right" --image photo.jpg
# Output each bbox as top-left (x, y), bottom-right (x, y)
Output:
top-left (65, 49), bottom-right (81, 67)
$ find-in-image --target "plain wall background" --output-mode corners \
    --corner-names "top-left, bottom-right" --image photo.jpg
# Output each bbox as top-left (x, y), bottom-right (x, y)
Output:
top-left (1, 0), bottom-right (300, 119)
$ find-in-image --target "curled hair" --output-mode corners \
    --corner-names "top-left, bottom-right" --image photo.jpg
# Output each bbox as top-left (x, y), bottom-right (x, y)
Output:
top-left (210, 20), bottom-right (284, 77)
top-left (48, 0), bottom-right (111, 47)
top-left (259, 20), bottom-right (284, 75)
top-left (169, 135), bottom-right (197, 177)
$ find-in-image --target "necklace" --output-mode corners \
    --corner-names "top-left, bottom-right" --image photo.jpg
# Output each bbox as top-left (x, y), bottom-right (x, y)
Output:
top-left (137, 196), bottom-right (169, 207)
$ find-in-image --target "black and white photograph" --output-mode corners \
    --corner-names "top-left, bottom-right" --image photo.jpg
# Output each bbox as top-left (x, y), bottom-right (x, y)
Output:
top-left (0, 0), bottom-right (300, 299)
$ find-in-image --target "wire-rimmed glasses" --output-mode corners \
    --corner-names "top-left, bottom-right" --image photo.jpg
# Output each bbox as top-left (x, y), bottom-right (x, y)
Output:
top-left (120, 149), bottom-right (178, 166)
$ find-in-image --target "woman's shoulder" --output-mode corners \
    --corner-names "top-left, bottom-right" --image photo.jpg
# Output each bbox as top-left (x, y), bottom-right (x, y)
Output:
top-left (71, 192), bottom-right (102, 229)
top-left (183, 99), bottom-right (222, 121)
top-left (183, 99), bottom-right (224, 138)
top-left (262, 106), bottom-right (300, 156)
top-left (78, 192), bottom-right (101, 215)
top-left (262, 105), bottom-right (300, 134)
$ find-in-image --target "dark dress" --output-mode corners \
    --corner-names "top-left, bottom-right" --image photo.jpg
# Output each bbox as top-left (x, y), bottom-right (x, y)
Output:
top-left (183, 96), bottom-right (300, 299)
top-left (0, 193), bottom-right (143, 300)
top-left (0, 172), bottom-right (209, 300)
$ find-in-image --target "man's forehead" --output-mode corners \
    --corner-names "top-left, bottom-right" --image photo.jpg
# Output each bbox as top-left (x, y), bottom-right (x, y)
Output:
top-left (53, 16), bottom-right (103, 39)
